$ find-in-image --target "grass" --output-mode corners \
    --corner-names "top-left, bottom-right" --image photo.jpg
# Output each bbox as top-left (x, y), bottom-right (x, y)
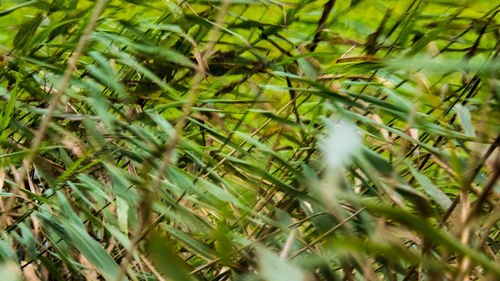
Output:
top-left (0, 0), bottom-right (499, 280)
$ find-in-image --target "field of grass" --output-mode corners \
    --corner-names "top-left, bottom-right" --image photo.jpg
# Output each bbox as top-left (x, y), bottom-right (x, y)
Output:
top-left (0, 0), bottom-right (499, 280)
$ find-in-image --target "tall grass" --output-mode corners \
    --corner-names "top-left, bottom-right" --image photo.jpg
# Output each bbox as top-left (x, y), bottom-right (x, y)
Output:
top-left (0, 0), bottom-right (499, 280)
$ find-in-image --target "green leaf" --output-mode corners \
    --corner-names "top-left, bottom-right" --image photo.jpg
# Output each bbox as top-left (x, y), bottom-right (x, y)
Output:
top-left (407, 162), bottom-right (452, 210)
top-left (256, 245), bottom-right (305, 281)
top-left (0, 0), bottom-right (38, 17)
top-left (363, 200), bottom-right (500, 276)
top-left (454, 104), bottom-right (476, 137)
top-left (13, 14), bottom-right (43, 51)
top-left (146, 231), bottom-right (196, 281)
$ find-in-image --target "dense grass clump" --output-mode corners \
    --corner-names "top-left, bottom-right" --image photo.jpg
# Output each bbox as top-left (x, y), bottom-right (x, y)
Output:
top-left (0, 0), bottom-right (499, 280)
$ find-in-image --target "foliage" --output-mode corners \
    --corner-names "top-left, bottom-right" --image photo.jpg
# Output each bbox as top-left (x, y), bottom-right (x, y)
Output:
top-left (0, 0), bottom-right (499, 280)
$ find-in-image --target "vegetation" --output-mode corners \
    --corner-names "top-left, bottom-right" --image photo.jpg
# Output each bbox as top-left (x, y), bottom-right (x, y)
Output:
top-left (0, 0), bottom-right (499, 280)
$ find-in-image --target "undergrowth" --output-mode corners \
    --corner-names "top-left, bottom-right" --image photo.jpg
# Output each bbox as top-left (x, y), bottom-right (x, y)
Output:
top-left (0, 0), bottom-right (499, 280)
